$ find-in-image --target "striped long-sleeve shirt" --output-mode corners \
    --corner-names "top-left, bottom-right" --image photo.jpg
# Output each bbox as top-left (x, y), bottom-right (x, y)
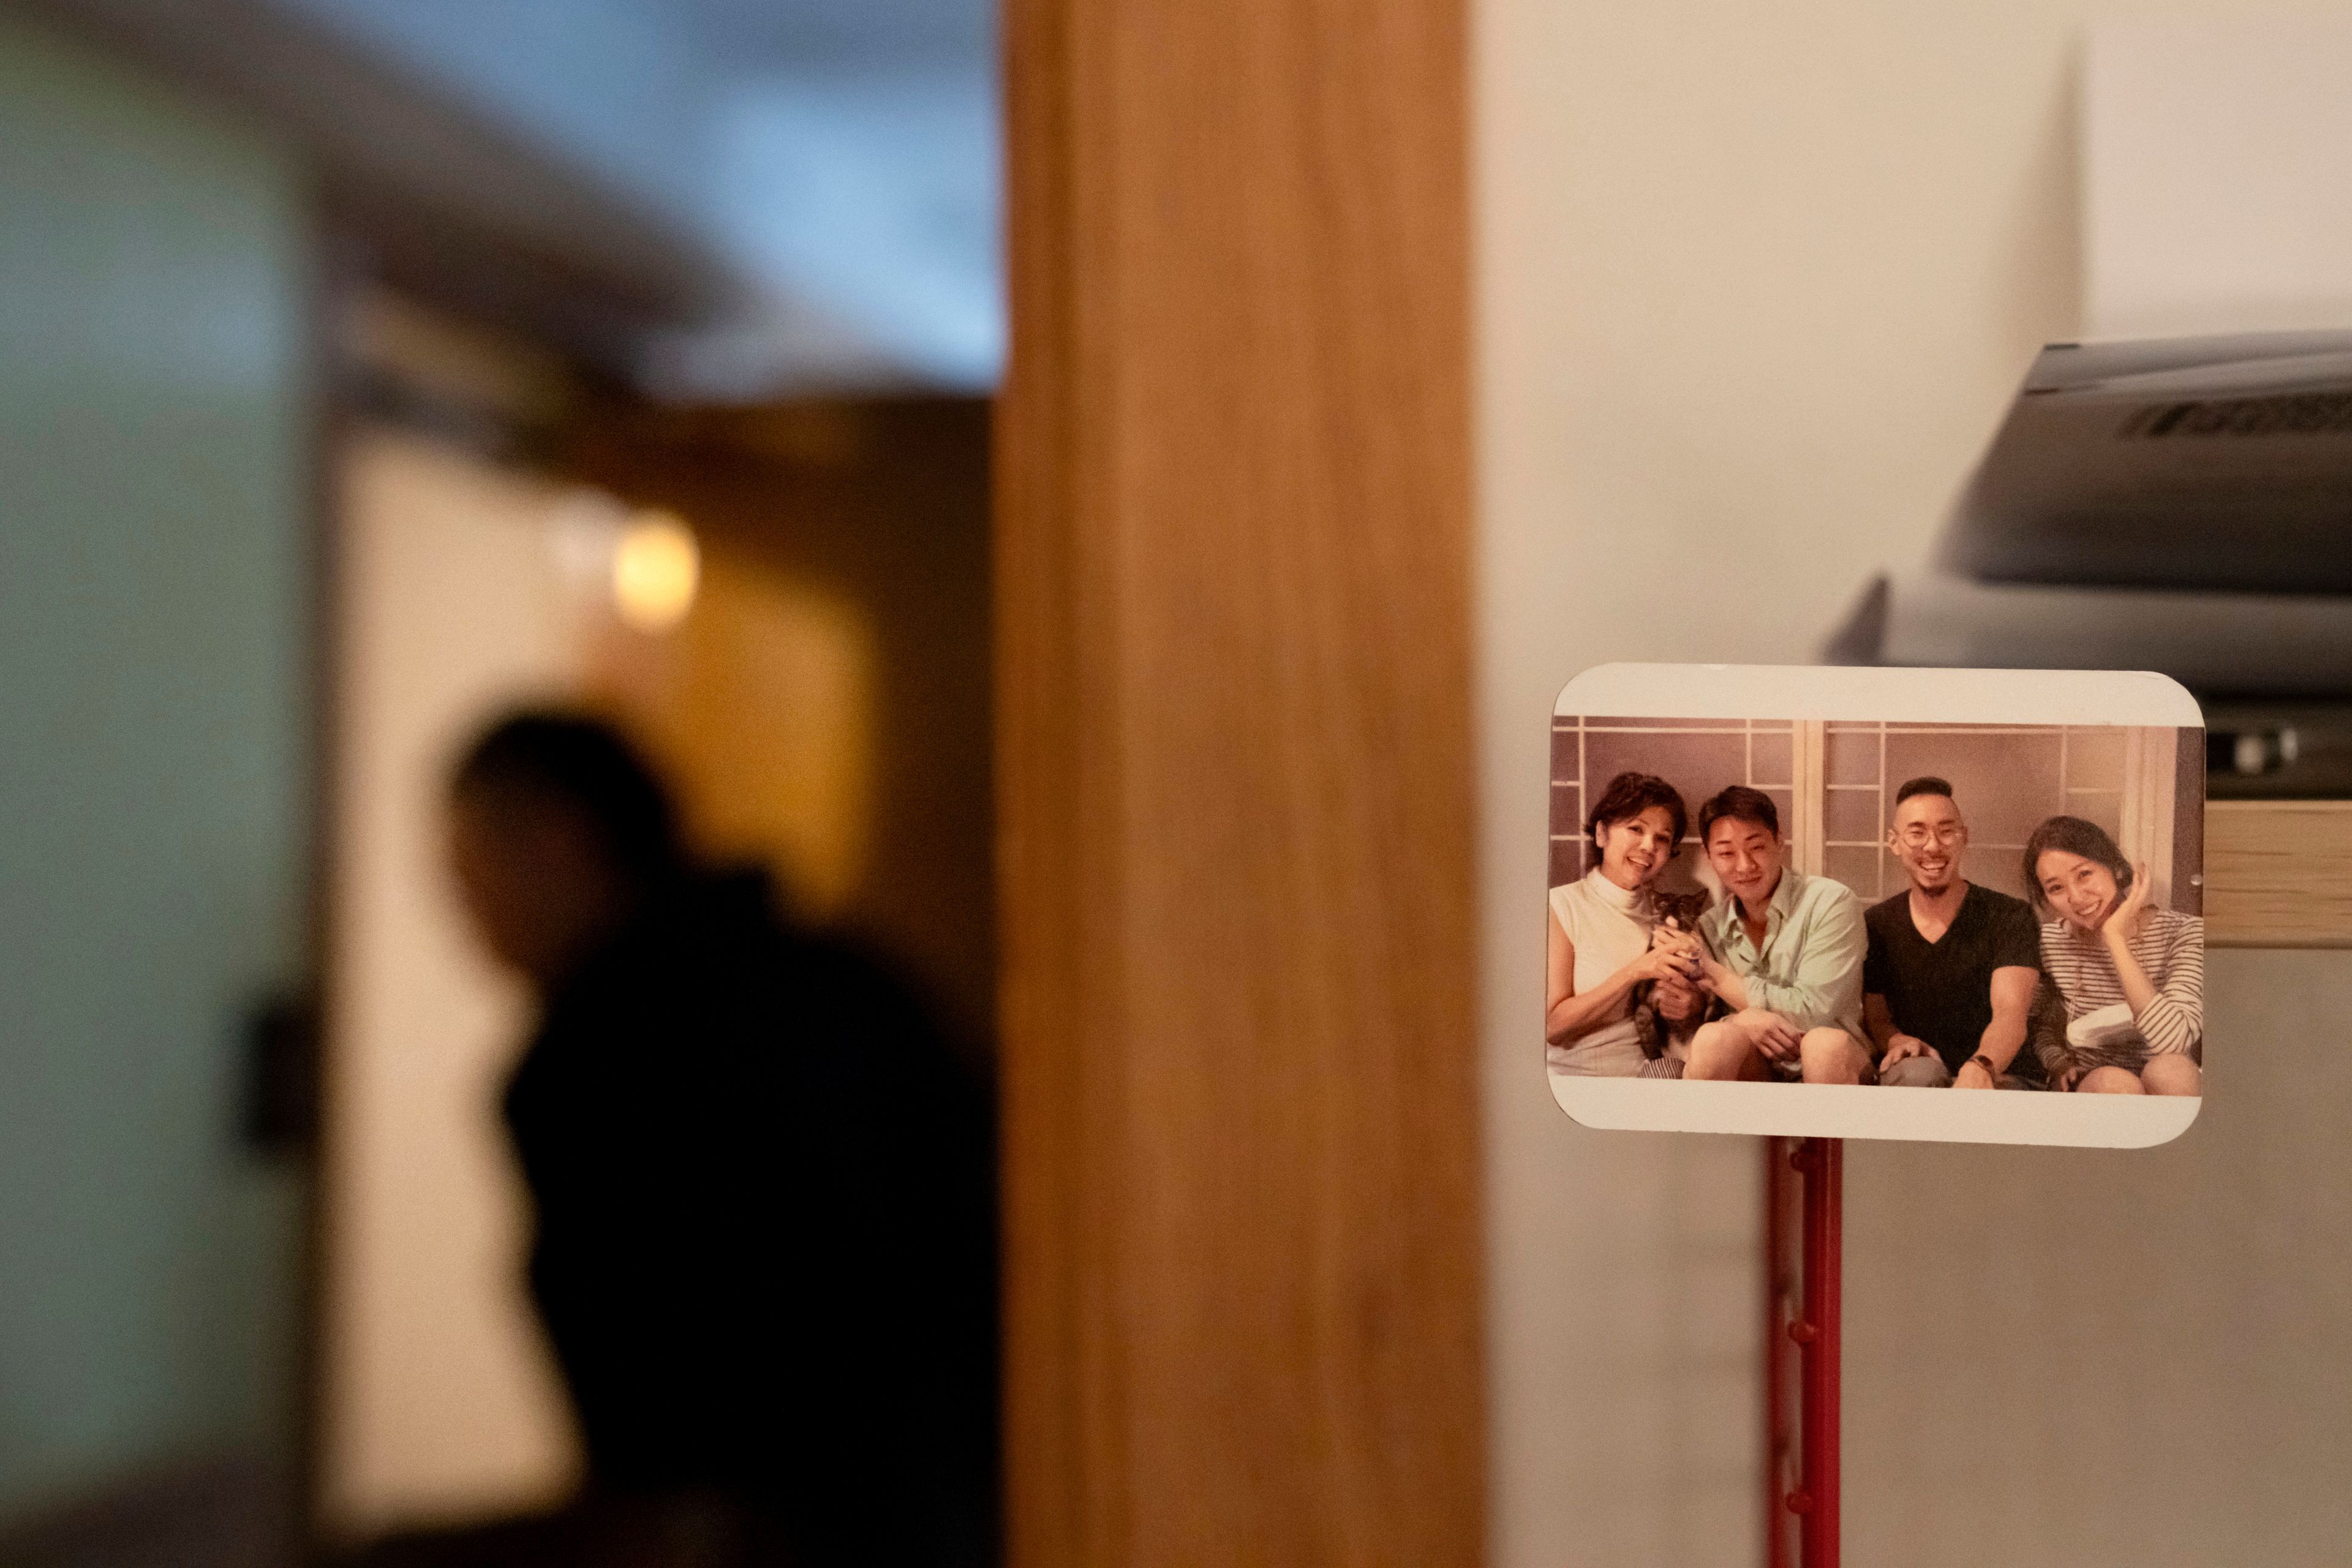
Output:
top-left (2032, 905), bottom-right (2205, 1074)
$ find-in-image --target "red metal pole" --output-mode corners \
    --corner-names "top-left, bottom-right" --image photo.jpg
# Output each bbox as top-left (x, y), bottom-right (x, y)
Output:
top-left (1786, 1137), bottom-right (1842, 1568)
top-left (1762, 1136), bottom-right (1793, 1568)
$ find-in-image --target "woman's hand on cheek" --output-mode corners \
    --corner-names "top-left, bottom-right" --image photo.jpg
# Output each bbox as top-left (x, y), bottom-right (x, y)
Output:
top-left (2103, 862), bottom-right (2153, 938)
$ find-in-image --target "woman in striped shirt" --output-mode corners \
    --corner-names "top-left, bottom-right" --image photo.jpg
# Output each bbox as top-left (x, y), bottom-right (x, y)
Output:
top-left (2024, 816), bottom-right (2204, 1095)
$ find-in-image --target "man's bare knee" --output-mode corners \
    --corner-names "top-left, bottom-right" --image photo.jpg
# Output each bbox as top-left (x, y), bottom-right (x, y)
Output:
top-left (1685, 1020), bottom-right (1746, 1082)
top-left (1878, 1054), bottom-right (1952, 1090)
top-left (1799, 1028), bottom-right (1867, 1086)
top-left (2078, 1065), bottom-right (2145, 1095)
top-left (2140, 1055), bottom-right (2202, 1096)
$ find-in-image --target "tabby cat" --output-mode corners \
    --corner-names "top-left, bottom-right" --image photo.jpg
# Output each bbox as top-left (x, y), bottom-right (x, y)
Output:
top-left (1632, 888), bottom-right (1717, 1064)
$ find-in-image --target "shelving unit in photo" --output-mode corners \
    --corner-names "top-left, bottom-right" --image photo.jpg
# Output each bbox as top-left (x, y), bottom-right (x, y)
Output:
top-left (1550, 718), bottom-right (2202, 916)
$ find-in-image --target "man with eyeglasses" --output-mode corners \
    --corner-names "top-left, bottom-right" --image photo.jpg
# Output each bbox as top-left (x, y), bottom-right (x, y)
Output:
top-left (1861, 776), bottom-right (2045, 1088)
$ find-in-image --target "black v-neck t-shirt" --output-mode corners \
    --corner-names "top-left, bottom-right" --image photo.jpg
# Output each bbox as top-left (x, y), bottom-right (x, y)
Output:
top-left (1863, 882), bottom-right (2043, 1076)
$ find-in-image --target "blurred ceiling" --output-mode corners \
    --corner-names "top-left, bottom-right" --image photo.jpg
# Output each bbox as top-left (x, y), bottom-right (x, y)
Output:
top-left (28, 0), bottom-right (1000, 396)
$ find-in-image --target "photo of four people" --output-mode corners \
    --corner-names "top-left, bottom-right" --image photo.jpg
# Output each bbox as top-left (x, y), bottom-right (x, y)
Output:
top-left (1545, 718), bottom-right (2206, 1096)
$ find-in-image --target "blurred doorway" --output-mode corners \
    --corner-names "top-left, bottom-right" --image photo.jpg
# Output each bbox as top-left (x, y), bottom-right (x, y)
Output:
top-left (318, 321), bottom-right (992, 1546)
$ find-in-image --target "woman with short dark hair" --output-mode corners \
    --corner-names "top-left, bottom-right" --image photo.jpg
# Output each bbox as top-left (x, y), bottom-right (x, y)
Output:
top-left (2023, 815), bottom-right (2203, 1095)
top-left (1545, 771), bottom-right (1703, 1077)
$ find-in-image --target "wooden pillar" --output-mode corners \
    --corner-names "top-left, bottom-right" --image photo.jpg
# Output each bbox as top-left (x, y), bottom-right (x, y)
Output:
top-left (996, 0), bottom-right (1481, 1561)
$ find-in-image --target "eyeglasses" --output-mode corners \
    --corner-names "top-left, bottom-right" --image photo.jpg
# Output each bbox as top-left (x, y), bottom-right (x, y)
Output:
top-left (1896, 825), bottom-right (1964, 848)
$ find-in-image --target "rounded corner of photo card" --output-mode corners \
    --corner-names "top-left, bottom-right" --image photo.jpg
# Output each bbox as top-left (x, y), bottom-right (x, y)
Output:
top-left (2124, 669), bottom-right (2207, 729)
top-left (2125, 1091), bottom-right (2203, 1150)
top-left (1541, 663), bottom-right (2210, 1149)
top-left (1553, 662), bottom-right (1639, 717)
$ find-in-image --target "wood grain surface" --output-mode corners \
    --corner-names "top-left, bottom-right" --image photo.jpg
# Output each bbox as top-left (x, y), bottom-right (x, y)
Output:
top-left (996, 0), bottom-right (1482, 1560)
top-left (2204, 800), bottom-right (2352, 948)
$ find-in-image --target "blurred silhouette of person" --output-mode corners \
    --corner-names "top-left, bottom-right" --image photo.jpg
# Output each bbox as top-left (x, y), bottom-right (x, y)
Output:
top-left (359, 710), bottom-right (997, 1568)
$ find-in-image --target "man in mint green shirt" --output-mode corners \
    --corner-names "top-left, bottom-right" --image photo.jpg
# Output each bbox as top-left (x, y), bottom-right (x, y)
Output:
top-left (1684, 785), bottom-right (1873, 1084)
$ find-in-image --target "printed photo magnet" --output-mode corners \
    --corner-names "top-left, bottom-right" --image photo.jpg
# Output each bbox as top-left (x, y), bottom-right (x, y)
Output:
top-left (1545, 665), bottom-right (2205, 1148)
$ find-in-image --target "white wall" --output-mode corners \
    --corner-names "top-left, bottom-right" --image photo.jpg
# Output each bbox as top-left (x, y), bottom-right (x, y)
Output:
top-left (1477, 3), bottom-right (2352, 1564)
top-left (321, 431), bottom-right (584, 1535)
top-left (2085, 18), bottom-right (2352, 338)
top-left (0, 13), bottom-right (309, 1521)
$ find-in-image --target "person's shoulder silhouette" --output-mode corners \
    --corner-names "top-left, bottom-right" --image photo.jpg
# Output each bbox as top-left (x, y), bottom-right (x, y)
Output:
top-left (447, 711), bottom-right (997, 1567)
